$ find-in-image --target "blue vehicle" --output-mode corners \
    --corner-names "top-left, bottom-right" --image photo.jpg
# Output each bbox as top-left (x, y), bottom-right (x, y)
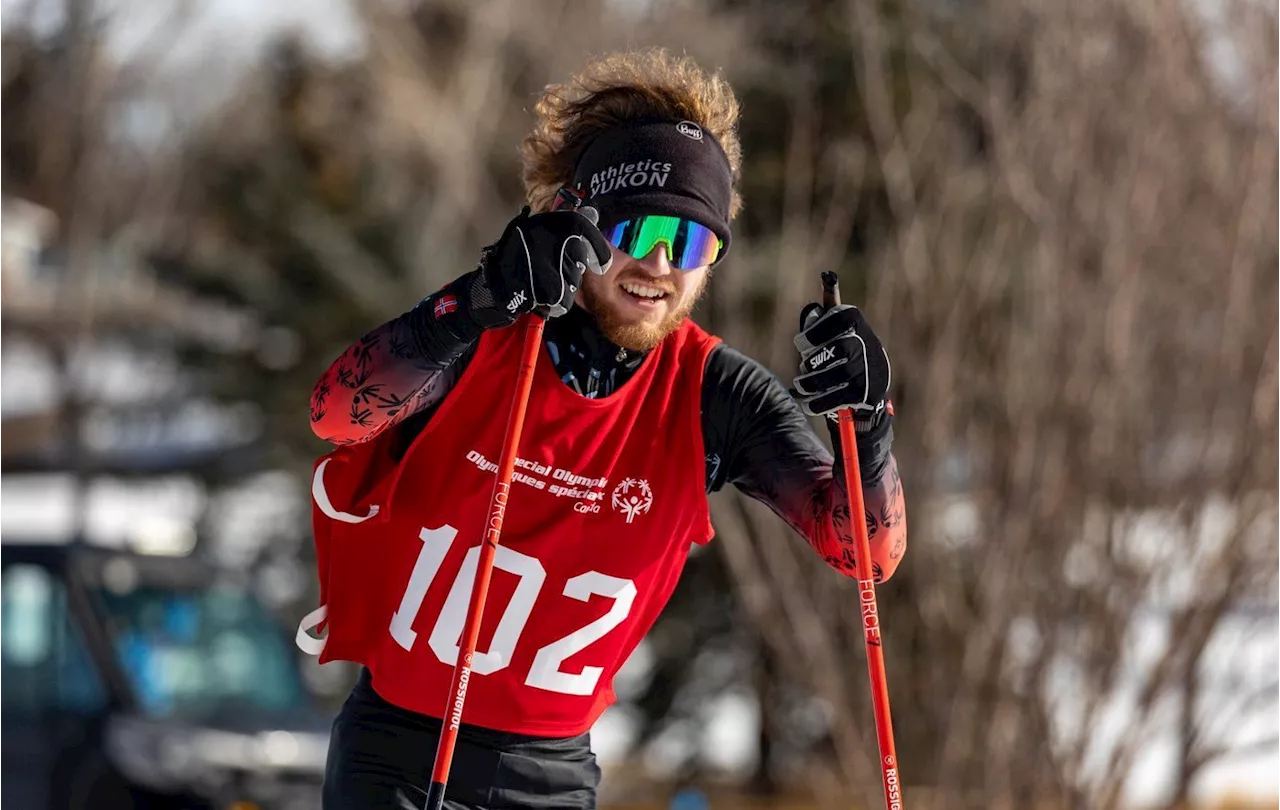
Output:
top-left (1, 541), bottom-right (330, 810)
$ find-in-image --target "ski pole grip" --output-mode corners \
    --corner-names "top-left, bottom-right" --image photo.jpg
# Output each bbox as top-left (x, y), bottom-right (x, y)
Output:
top-left (821, 270), bottom-right (841, 310)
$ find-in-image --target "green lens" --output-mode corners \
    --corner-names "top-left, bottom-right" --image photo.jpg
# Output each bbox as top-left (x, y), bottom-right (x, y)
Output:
top-left (603, 215), bottom-right (723, 270)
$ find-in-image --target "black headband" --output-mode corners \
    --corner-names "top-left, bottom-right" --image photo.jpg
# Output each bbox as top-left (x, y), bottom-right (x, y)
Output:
top-left (571, 118), bottom-right (733, 261)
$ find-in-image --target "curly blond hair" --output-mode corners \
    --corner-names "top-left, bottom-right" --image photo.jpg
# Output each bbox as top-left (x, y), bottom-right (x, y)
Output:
top-left (521, 48), bottom-right (743, 217)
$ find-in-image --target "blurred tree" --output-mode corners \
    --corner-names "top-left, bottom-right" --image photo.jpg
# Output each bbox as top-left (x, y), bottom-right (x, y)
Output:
top-left (2, 0), bottom-right (1275, 807)
top-left (701, 1), bottom-right (1279, 807)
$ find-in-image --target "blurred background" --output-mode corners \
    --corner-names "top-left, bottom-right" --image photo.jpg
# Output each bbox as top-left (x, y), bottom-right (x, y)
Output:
top-left (1, 1), bottom-right (1276, 809)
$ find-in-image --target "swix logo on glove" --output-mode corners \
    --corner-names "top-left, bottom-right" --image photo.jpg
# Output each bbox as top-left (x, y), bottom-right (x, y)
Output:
top-left (809, 344), bottom-right (837, 370)
top-left (506, 289), bottom-right (528, 314)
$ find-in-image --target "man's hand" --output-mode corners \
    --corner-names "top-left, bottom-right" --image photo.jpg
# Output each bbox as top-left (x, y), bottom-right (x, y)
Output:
top-left (465, 207), bottom-right (613, 329)
top-left (791, 303), bottom-right (891, 430)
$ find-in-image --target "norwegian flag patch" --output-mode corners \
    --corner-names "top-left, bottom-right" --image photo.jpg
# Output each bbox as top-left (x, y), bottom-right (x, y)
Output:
top-left (433, 294), bottom-right (459, 319)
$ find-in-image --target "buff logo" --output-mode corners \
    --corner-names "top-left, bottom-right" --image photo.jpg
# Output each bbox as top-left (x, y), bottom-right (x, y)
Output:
top-left (448, 654), bottom-right (474, 731)
top-left (676, 121), bottom-right (703, 140)
top-left (884, 763), bottom-right (902, 809)
top-left (589, 160), bottom-right (674, 196)
top-left (860, 579), bottom-right (881, 647)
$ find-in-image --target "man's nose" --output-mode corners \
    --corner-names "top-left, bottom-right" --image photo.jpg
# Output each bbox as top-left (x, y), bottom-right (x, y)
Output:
top-left (634, 243), bottom-right (674, 275)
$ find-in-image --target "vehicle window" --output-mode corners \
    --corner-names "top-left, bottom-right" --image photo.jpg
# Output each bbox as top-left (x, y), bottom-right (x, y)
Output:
top-left (1, 564), bottom-right (107, 713)
top-left (94, 581), bottom-right (306, 717)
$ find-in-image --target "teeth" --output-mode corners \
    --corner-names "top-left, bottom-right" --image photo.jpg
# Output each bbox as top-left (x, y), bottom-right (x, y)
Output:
top-left (621, 281), bottom-right (666, 299)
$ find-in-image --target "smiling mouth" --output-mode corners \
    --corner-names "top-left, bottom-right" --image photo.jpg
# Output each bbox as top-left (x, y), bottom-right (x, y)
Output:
top-left (619, 280), bottom-right (671, 302)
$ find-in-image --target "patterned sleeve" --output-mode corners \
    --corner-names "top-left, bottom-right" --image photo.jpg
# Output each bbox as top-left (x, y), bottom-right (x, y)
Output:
top-left (310, 278), bottom-right (483, 446)
top-left (701, 345), bottom-right (907, 582)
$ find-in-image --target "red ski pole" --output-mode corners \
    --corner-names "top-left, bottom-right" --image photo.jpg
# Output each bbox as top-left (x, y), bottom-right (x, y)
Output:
top-left (425, 311), bottom-right (544, 810)
top-left (426, 191), bottom-right (595, 809)
top-left (821, 271), bottom-right (904, 810)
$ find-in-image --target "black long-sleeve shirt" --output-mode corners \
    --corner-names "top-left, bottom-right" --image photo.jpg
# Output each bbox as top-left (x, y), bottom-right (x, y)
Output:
top-left (310, 272), bottom-right (906, 580)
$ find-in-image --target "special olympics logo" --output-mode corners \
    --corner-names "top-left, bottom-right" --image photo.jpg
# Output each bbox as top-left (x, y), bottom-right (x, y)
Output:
top-left (611, 478), bottom-right (653, 524)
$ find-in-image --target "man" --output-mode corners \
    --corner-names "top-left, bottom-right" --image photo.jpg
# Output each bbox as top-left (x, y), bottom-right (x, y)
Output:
top-left (302, 48), bottom-right (907, 810)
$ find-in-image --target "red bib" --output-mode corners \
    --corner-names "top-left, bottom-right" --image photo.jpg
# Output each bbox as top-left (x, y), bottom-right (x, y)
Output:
top-left (300, 318), bottom-right (720, 736)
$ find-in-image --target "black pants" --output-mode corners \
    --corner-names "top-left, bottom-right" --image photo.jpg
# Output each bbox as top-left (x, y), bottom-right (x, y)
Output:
top-left (323, 670), bottom-right (601, 810)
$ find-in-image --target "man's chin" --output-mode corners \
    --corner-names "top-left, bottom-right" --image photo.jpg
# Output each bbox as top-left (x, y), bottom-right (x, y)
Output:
top-left (582, 286), bottom-right (699, 351)
top-left (599, 320), bottom-right (670, 352)
top-left (593, 304), bottom-right (681, 351)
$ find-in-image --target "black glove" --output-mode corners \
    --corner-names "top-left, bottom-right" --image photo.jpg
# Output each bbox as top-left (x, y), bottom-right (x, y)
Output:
top-left (792, 303), bottom-right (891, 428)
top-left (463, 207), bottom-right (613, 329)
